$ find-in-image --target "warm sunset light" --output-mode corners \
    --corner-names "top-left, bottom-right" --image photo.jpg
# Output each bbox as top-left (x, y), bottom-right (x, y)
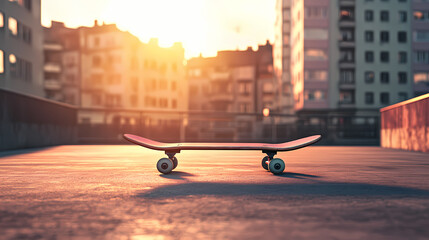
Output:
top-left (41, 0), bottom-right (276, 59)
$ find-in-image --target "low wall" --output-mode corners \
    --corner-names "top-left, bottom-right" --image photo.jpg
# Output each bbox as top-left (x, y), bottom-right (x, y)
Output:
top-left (380, 93), bottom-right (429, 153)
top-left (0, 89), bottom-right (77, 151)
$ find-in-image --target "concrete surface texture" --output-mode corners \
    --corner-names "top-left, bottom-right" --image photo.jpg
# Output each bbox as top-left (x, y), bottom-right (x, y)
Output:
top-left (0, 145), bottom-right (428, 239)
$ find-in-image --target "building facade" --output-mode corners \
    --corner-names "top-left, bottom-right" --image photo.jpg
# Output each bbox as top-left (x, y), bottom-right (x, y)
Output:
top-left (43, 21), bottom-right (81, 105)
top-left (273, 0), bottom-right (295, 115)
top-left (412, 0), bottom-right (429, 96)
top-left (77, 22), bottom-right (187, 125)
top-left (187, 42), bottom-right (275, 141)
top-left (276, 0), bottom-right (419, 116)
top-left (0, 0), bottom-right (44, 97)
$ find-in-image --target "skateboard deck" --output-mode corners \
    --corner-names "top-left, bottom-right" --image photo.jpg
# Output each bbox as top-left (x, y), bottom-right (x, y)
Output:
top-left (123, 134), bottom-right (321, 175)
top-left (123, 134), bottom-right (321, 152)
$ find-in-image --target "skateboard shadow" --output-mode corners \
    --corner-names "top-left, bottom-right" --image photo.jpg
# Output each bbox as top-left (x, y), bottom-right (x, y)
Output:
top-left (278, 172), bottom-right (320, 179)
top-left (137, 182), bottom-right (429, 199)
top-left (159, 171), bottom-right (195, 180)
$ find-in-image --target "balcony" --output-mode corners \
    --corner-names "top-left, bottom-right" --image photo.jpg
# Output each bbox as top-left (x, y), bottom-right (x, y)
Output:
top-left (338, 61), bottom-right (355, 69)
top-left (210, 92), bottom-right (234, 102)
top-left (338, 101), bottom-right (355, 109)
top-left (210, 72), bottom-right (230, 81)
top-left (44, 79), bottom-right (61, 91)
top-left (44, 62), bottom-right (61, 73)
top-left (339, 80), bottom-right (355, 90)
top-left (44, 43), bottom-right (63, 51)
top-left (339, 19), bottom-right (355, 28)
top-left (339, 0), bottom-right (355, 7)
top-left (338, 40), bottom-right (355, 48)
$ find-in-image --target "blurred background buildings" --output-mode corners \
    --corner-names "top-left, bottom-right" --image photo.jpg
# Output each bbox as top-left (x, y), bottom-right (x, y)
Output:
top-left (1, 0), bottom-right (429, 150)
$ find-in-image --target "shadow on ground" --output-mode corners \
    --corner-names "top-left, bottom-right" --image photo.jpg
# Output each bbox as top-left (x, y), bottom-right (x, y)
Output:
top-left (159, 171), bottom-right (195, 180)
top-left (0, 147), bottom-right (54, 158)
top-left (138, 181), bottom-right (429, 198)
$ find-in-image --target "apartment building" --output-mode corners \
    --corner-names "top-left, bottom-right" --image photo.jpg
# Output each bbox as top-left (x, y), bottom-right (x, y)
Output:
top-left (412, 0), bottom-right (429, 96)
top-left (273, 0), bottom-right (295, 114)
top-left (43, 21), bottom-right (81, 105)
top-left (0, 0), bottom-right (44, 97)
top-left (276, 0), bottom-right (416, 117)
top-left (187, 42), bottom-right (275, 140)
top-left (77, 22), bottom-right (187, 124)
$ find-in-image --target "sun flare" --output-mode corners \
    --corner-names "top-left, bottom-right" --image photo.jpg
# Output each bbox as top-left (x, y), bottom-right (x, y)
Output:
top-left (102, 0), bottom-right (209, 58)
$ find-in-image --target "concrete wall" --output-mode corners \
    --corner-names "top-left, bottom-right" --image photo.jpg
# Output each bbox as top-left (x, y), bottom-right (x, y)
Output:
top-left (0, 89), bottom-right (77, 151)
top-left (381, 93), bottom-right (429, 153)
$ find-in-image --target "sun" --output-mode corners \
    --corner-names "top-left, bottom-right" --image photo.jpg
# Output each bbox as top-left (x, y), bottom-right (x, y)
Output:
top-left (102, 0), bottom-right (209, 58)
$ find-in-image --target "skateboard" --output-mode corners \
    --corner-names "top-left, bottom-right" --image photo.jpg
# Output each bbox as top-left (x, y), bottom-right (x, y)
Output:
top-left (123, 134), bottom-right (321, 175)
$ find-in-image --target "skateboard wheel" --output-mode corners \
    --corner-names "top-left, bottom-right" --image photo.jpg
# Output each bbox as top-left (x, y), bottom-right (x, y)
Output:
top-left (261, 156), bottom-right (270, 170)
top-left (157, 158), bottom-right (174, 174)
top-left (268, 158), bottom-right (285, 175)
top-left (171, 157), bottom-right (178, 169)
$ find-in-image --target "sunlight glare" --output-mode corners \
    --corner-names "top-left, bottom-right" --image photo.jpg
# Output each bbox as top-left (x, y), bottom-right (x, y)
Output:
top-left (102, 0), bottom-right (209, 58)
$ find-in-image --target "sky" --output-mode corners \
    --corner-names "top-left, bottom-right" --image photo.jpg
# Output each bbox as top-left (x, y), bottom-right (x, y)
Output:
top-left (41, 0), bottom-right (276, 59)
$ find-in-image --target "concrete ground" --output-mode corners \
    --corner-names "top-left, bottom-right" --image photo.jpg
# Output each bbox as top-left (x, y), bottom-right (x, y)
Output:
top-left (0, 145), bottom-right (428, 240)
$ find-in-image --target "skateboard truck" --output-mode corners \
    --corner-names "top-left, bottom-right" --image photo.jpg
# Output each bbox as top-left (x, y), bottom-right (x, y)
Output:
top-left (262, 150), bottom-right (277, 160)
top-left (165, 150), bottom-right (180, 159)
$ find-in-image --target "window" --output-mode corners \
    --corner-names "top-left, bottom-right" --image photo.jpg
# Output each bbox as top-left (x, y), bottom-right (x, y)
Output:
top-left (304, 49), bottom-right (328, 61)
top-left (398, 52), bottom-right (407, 63)
top-left (365, 31), bottom-right (374, 42)
top-left (9, 54), bottom-right (32, 82)
top-left (415, 51), bottom-right (429, 63)
top-left (92, 55), bottom-right (101, 67)
top-left (339, 91), bottom-right (354, 104)
top-left (398, 72), bottom-right (407, 84)
top-left (94, 37), bottom-right (100, 47)
top-left (305, 7), bottom-right (328, 19)
top-left (381, 72), bottom-right (390, 83)
top-left (305, 90), bottom-right (325, 101)
top-left (304, 29), bottom-right (328, 40)
top-left (130, 95), bottom-right (138, 107)
top-left (24, 0), bottom-right (32, 11)
top-left (380, 92), bottom-right (390, 105)
top-left (414, 31), bottom-right (429, 42)
top-left (8, 17), bottom-right (18, 36)
top-left (365, 71), bottom-right (375, 83)
top-left (380, 11), bottom-right (389, 22)
top-left (340, 70), bottom-right (354, 84)
top-left (304, 70), bottom-right (328, 81)
top-left (0, 12), bottom-right (4, 28)
top-left (399, 11), bottom-right (407, 22)
top-left (398, 92), bottom-right (408, 102)
top-left (380, 51), bottom-right (389, 62)
top-left (380, 31), bottom-right (389, 43)
top-left (414, 72), bottom-right (429, 84)
top-left (171, 81), bottom-right (177, 91)
top-left (365, 51), bottom-right (374, 62)
top-left (340, 28), bottom-right (354, 41)
top-left (398, 31), bottom-right (407, 43)
top-left (414, 11), bottom-right (429, 21)
top-left (365, 92), bottom-right (374, 104)
top-left (238, 82), bottom-right (251, 95)
top-left (171, 99), bottom-right (177, 109)
top-left (340, 49), bottom-right (354, 62)
top-left (0, 50), bottom-right (4, 74)
top-left (340, 8), bottom-right (354, 20)
top-left (365, 10), bottom-right (374, 21)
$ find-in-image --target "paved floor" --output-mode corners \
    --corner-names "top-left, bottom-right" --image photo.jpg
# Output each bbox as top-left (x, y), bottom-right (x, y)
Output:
top-left (0, 145), bottom-right (428, 239)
